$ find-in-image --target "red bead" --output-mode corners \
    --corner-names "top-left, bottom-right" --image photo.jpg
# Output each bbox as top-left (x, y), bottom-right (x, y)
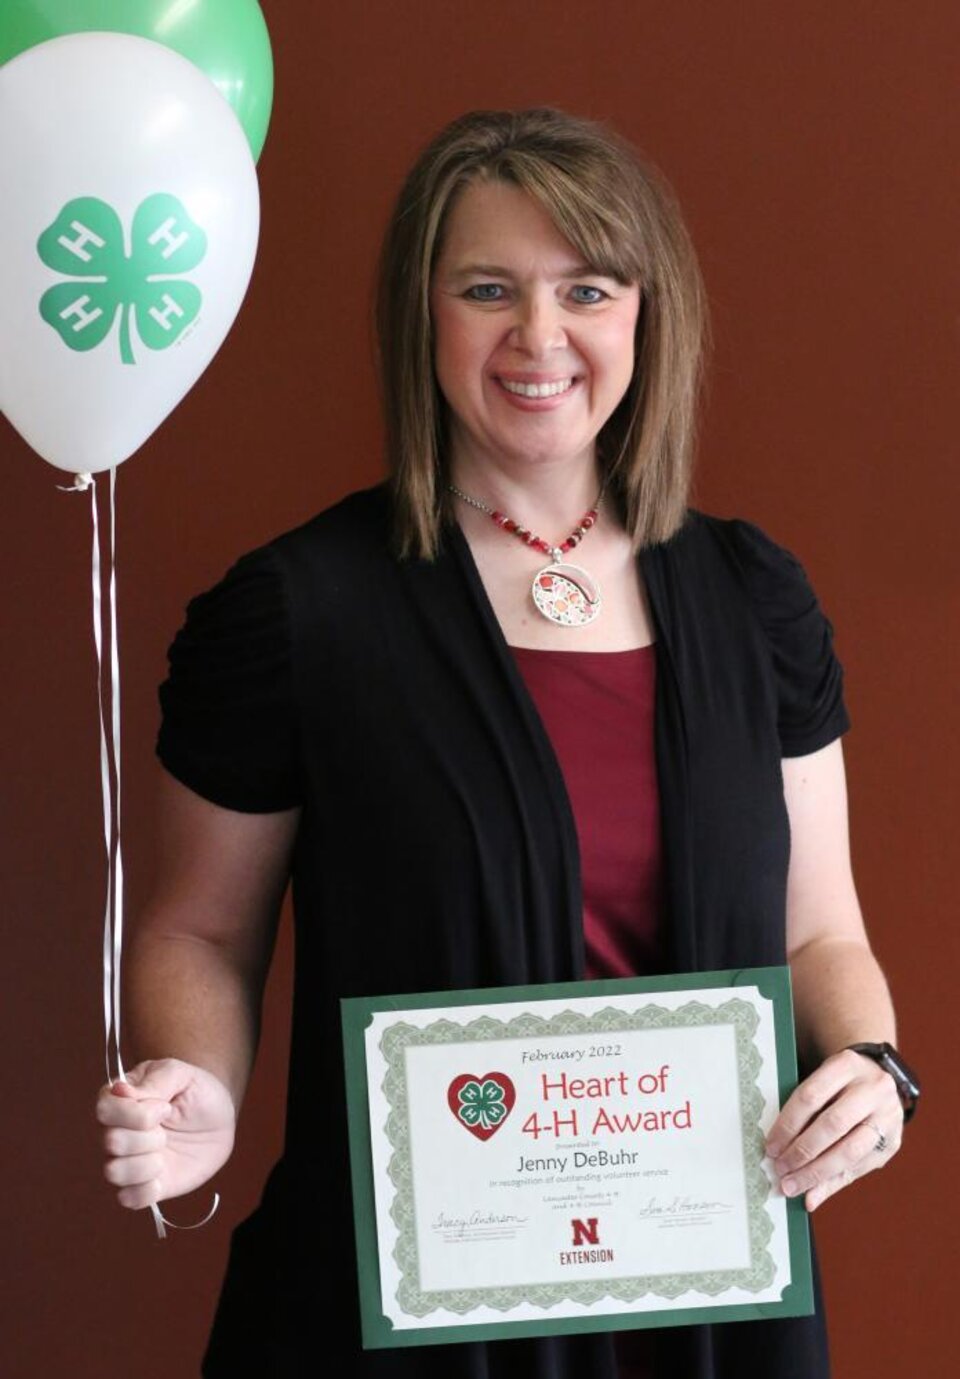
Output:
top-left (473, 491), bottom-right (601, 565)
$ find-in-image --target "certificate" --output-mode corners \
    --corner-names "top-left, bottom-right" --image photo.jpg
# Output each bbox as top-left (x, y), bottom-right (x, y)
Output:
top-left (341, 967), bottom-right (813, 1349)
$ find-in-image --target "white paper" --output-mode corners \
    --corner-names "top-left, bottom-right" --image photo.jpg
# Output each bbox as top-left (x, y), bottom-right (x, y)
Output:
top-left (364, 985), bottom-right (790, 1331)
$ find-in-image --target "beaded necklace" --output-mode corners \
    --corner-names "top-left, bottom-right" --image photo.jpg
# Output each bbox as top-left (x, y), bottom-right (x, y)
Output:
top-left (448, 483), bottom-right (603, 627)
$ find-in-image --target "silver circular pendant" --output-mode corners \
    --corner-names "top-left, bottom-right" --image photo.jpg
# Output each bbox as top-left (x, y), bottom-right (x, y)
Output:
top-left (531, 563), bottom-right (602, 627)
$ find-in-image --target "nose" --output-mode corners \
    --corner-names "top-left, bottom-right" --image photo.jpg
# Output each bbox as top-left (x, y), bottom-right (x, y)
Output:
top-left (509, 290), bottom-right (567, 358)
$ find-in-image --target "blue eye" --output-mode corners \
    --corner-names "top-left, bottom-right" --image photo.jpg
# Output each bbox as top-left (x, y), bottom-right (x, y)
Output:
top-left (570, 285), bottom-right (607, 304)
top-left (465, 283), bottom-right (505, 302)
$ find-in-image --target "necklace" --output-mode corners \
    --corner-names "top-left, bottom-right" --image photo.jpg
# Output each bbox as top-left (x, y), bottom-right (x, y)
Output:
top-left (448, 483), bottom-right (603, 627)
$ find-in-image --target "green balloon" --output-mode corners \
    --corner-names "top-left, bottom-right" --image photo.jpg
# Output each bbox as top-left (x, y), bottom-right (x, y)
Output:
top-left (0, 0), bottom-right (273, 162)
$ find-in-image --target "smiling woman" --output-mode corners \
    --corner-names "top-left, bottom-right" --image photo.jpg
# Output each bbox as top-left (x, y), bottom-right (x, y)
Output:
top-left (430, 180), bottom-right (641, 479)
top-left (377, 108), bottom-right (705, 565)
top-left (96, 107), bottom-right (911, 1379)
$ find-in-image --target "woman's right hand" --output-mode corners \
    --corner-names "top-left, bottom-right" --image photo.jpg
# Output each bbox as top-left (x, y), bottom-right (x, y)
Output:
top-left (96, 1058), bottom-right (236, 1210)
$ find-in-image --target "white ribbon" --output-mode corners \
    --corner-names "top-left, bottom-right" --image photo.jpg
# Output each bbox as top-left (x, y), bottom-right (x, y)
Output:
top-left (63, 470), bottom-right (219, 1240)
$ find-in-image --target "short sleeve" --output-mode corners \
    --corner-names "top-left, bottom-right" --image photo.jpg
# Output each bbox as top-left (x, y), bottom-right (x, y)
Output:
top-left (725, 519), bottom-right (851, 757)
top-left (156, 545), bottom-right (302, 811)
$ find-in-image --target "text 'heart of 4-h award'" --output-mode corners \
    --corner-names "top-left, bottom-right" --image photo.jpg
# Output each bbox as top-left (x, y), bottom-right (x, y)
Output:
top-left (342, 969), bottom-right (814, 1349)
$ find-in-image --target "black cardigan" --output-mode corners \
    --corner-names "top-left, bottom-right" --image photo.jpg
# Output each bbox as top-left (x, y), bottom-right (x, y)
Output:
top-left (158, 483), bottom-right (848, 1378)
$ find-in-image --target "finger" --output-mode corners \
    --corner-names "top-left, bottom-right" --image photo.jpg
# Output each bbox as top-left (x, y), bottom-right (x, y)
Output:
top-left (805, 1168), bottom-right (852, 1213)
top-left (777, 1077), bottom-right (904, 1184)
top-left (772, 1084), bottom-right (878, 1178)
top-left (96, 1088), bottom-right (172, 1131)
top-left (102, 1125), bottom-right (167, 1158)
top-left (108, 1080), bottom-right (139, 1100)
top-left (123, 1058), bottom-right (198, 1103)
top-left (765, 1050), bottom-right (866, 1158)
top-left (104, 1150), bottom-right (165, 1189)
top-left (874, 1111), bottom-right (905, 1156)
top-left (96, 1060), bottom-right (192, 1117)
top-left (780, 1120), bottom-right (882, 1199)
top-left (117, 1179), bottom-right (163, 1211)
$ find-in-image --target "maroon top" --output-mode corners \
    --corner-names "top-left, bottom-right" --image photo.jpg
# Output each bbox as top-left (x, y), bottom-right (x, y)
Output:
top-left (510, 644), bottom-right (663, 1379)
top-left (510, 644), bottom-right (664, 980)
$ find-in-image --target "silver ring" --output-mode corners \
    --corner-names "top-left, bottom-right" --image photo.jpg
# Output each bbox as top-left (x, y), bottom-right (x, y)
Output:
top-left (864, 1119), bottom-right (887, 1154)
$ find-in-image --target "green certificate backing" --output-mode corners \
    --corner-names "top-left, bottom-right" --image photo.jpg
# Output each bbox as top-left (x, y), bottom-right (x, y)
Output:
top-left (341, 965), bottom-right (812, 1349)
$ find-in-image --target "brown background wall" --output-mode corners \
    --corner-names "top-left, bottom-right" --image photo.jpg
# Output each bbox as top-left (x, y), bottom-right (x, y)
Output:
top-left (2, 2), bottom-right (955, 1374)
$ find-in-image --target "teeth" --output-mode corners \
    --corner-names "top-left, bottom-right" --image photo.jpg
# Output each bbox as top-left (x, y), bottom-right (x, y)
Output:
top-left (500, 378), bottom-right (574, 398)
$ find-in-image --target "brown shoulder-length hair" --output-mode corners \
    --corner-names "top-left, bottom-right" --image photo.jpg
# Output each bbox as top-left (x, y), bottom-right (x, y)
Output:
top-left (376, 107), bottom-right (708, 559)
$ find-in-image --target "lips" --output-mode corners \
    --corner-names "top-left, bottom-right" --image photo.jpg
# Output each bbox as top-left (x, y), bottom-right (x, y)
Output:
top-left (493, 375), bottom-right (581, 408)
top-left (498, 376), bottom-right (575, 399)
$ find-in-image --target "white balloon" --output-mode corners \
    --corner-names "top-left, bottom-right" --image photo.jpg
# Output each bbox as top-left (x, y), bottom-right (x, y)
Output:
top-left (0, 32), bottom-right (260, 473)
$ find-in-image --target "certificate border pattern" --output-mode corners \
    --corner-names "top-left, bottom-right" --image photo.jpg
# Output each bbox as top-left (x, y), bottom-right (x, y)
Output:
top-left (380, 998), bottom-right (774, 1318)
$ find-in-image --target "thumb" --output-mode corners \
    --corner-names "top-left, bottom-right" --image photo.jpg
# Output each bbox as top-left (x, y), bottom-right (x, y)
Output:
top-left (115, 1058), bottom-right (196, 1106)
top-left (109, 1080), bottom-right (140, 1100)
top-left (108, 1080), bottom-right (173, 1125)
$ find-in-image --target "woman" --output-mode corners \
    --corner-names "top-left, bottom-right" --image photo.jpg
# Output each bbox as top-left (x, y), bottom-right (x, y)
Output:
top-left (97, 108), bottom-right (914, 1377)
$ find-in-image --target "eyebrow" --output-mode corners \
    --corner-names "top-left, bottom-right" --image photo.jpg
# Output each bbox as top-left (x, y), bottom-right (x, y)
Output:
top-left (445, 262), bottom-right (609, 281)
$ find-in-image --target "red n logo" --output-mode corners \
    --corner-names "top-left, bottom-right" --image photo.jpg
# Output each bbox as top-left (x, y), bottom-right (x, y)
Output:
top-left (571, 1217), bottom-right (599, 1246)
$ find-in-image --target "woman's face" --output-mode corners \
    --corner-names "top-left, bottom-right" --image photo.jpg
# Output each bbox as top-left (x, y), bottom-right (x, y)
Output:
top-left (430, 179), bottom-right (641, 479)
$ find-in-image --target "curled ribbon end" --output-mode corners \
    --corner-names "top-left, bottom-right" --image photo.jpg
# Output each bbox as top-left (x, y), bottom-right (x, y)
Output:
top-left (150, 1191), bottom-right (221, 1240)
top-left (150, 1203), bottom-right (167, 1241)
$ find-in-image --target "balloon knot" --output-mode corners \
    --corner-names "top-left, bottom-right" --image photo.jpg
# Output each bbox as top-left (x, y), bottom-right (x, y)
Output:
top-left (56, 472), bottom-right (94, 493)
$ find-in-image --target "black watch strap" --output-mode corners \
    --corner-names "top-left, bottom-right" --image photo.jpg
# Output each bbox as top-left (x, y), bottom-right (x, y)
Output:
top-left (847, 1041), bottom-right (920, 1123)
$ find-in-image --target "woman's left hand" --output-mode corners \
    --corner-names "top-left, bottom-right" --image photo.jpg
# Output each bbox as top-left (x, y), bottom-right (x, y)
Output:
top-left (764, 1048), bottom-right (904, 1211)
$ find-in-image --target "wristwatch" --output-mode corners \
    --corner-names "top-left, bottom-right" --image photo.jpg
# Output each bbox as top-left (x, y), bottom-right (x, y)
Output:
top-left (847, 1042), bottom-right (921, 1123)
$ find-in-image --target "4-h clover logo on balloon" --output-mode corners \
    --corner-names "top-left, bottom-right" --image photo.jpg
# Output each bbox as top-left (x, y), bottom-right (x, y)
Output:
top-left (37, 194), bottom-right (207, 366)
top-left (447, 1072), bottom-right (516, 1142)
